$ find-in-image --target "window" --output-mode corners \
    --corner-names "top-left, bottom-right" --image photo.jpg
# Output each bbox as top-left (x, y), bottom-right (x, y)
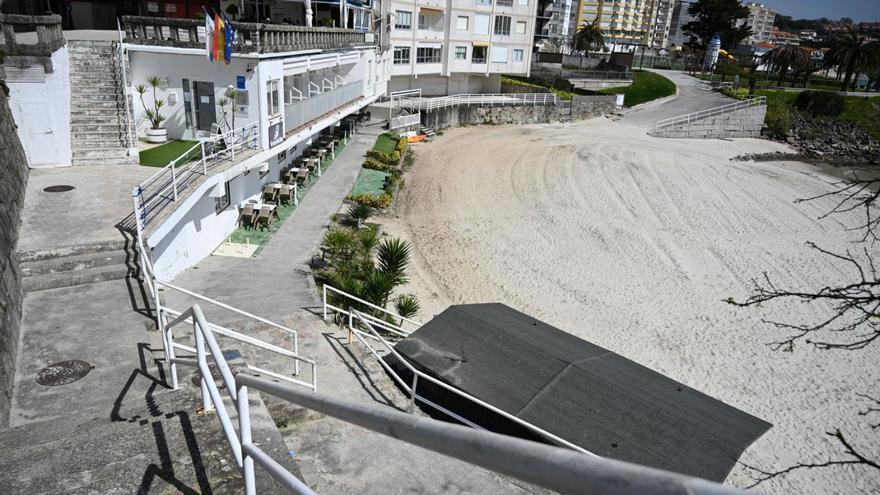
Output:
top-left (496, 0), bottom-right (513, 6)
top-left (513, 49), bottom-right (524, 61)
top-left (515, 21), bottom-right (527, 34)
top-left (418, 13), bottom-right (426, 29)
top-left (518, 0), bottom-right (528, 5)
top-left (494, 15), bottom-right (511, 35)
top-left (491, 45), bottom-right (508, 63)
top-left (472, 46), bottom-right (487, 63)
top-left (416, 47), bottom-right (442, 64)
top-left (266, 79), bottom-right (280, 116)
top-left (456, 15), bottom-right (469, 30)
top-left (474, 13), bottom-right (490, 34)
top-left (393, 46), bottom-right (410, 64)
top-left (395, 10), bottom-right (412, 29)
top-left (214, 181), bottom-right (231, 214)
top-left (182, 78), bottom-right (193, 129)
top-left (476, 0), bottom-right (491, 5)
top-left (455, 46), bottom-right (467, 59)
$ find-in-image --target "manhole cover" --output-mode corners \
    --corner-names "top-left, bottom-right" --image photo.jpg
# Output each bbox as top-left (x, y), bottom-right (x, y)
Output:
top-left (43, 185), bottom-right (76, 193)
top-left (35, 360), bottom-right (93, 386)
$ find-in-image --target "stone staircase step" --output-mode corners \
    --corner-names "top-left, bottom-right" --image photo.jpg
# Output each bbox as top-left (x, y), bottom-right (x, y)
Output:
top-left (71, 93), bottom-right (125, 103)
top-left (73, 141), bottom-right (128, 151)
top-left (70, 114), bottom-right (124, 125)
top-left (18, 240), bottom-right (127, 263)
top-left (72, 148), bottom-right (133, 160)
top-left (20, 249), bottom-right (130, 277)
top-left (0, 384), bottom-right (298, 494)
top-left (74, 84), bottom-right (122, 95)
top-left (71, 123), bottom-right (125, 133)
top-left (22, 263), bottom-right (131, 292)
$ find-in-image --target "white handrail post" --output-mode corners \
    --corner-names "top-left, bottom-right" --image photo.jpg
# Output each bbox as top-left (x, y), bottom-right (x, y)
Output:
top-left (201, 141), bottom-right (207, 175)
top-left (322, 285), bottom-right (328, 320)
top-left (164, 309), bottom-right (179, 390)
top-left (294, 182), bottom-right (299, 206)
top-left (171, 162), bottom-right (178, 201)
top-left (231, 129), bottom-right (236, 161)
top-left (238, 383), bottom-right (256, 495)
top-left (195, 320), bottom-right (214, 412)
top-left (409, 374), bottom-right (419, 413)
top-left (293, 332), bottom-right (300, 376)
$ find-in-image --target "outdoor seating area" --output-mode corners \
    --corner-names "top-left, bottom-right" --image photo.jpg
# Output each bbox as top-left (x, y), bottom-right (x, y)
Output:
top-left (218, 125), bottom-right (356, 257)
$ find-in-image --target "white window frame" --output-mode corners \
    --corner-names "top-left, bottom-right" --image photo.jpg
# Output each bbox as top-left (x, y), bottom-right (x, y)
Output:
top-left (494, 15), bottom-right (511, 36)
top-left (491, 45), bottom-right (508, 63)
top-left (267, 79), bottom-right (280, 116)
top-left (513, 48), bottom-right (524, 62)
top-left (456, 15), bottom-right (469, 30)
top-left (395, 10), bottom-right (412, 29)
top-left (474, 13), bottom-right (490, 34)
top-left (393, 46), bottom-right (411, 64)
top-left (455, 46), bottom-right (467, 59)
top-left (515, 20), bottom-right (527, 34)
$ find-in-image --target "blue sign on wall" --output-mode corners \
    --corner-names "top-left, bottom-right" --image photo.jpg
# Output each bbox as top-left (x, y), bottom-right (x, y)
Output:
top-left (236, 76), bottom-right (246, 90)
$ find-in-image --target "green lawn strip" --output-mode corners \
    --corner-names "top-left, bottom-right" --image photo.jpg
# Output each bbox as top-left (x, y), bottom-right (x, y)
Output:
top-left (225, 137), bottom-right (350, 256)
top-left (351, 168), bottom-right (390, 197)
top-left (139, 140), bottom-right (199, 167)
top-left (501, 76), bottom-right (575, 100)
top-left (372, 133), bottom-right (399, 154)
top-left (600, 71), bottom-right (676, 107)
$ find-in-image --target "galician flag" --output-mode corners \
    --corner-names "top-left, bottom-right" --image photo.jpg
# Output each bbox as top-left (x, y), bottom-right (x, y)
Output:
top-left (204, 9), bottom-right (215, 61)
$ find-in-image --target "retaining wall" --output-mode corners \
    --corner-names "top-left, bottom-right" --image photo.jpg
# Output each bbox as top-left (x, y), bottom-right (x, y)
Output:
top-left (651, 105), bottom-right (767, 139)
top-left (0, 89), bottom-right (30, 426)
top-left (424, 95), bottom-right (617, 130)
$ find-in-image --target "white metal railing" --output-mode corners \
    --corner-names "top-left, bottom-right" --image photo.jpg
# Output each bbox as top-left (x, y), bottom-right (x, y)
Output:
top-left (285, 81), bottom-right (364, 132)
top-left (132, 122), bottom-right (260, 235)
top-left (132, 234), bottom-right (315, 393)
top-left (322, 284), bottom-right (422, 338)
top-left (166, 305), bottom-right (317, 495)
top-left (389, 113), bottom-right (420, 130)
top-left (346, 309), bottom-right (596, 456)
top-left (654, 96), bottom-right (766, 131)
top-left (116, 18), bottom-right (135, 151)
top-left (400, 93), bottom-right (558, 112)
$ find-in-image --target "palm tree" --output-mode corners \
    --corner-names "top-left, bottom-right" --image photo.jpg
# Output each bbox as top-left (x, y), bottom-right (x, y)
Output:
top-left (763, 45), bottom-right (811, 87)
top-left (376, 238), bottom-right (411, 287)
top-left (348, 203), bottom-right (372, 229)
top-left (570, 19), bottom-right (606, 54)
top-left (827, 29), bottom-right (880, 92)
top-left (394, 294), bottom-right (421, 326)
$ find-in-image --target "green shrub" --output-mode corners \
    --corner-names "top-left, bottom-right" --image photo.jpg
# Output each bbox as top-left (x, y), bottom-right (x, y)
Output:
top-left (395, 137), bottom-right (407, 154)
top-left (720, 87), bottom-right (749, 100)
top-left (363, 158), bottom-right (394, 172)
top-left (794, 90), bottom-right (845, 117)
top-left (366, 149), bottom-right (402, 165)
top-left (765, 104), bottom-right (793, 138)
top-left (347, 193), bottom-right (393, 209)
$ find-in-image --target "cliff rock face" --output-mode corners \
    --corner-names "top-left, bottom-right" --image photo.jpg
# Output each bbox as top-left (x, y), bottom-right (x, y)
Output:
top-left (0, 89), bottom-right (30, 426)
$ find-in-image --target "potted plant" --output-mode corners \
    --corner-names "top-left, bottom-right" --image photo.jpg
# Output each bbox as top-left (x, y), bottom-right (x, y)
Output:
top-left (135, 75), bottom-right (168, 143)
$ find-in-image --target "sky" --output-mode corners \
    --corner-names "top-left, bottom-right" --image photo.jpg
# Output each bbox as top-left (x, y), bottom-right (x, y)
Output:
top-left (754, 0), bottom-right (880, 22)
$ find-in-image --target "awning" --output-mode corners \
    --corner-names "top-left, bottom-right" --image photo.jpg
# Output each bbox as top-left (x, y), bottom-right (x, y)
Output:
top-left (418, 42), bottom-right (443, 49)
top-left (420, 6), bottom-right (444, 13)
top-left (472, 41), bottom-right (489, 47)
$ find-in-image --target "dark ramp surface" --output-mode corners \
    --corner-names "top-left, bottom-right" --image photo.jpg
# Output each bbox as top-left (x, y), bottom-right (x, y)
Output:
top-left (389, 303), bottom-right (771, 482)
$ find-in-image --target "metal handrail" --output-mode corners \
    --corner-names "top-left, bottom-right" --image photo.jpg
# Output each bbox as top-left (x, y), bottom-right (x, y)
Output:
top-left (322, 284), bottom-right (422, 334)
top-left (237, 372), bottom-right (749, 495)
top-left (116, 18), bottom-right (135, 151)
top-left (347, 310), bottom-right (596, 456)
top-left (132, 121), bottom-right (260, 232)
top-left (400, 93), bottom-right (558, 112)
top-left (654, 97), bottom-right (766, 130)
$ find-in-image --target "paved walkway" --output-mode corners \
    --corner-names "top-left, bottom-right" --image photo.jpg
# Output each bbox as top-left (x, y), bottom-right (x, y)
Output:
top-left (621, 69), bottom-right (734, 129)
top-left (164, 123), bottom-right (383, 325)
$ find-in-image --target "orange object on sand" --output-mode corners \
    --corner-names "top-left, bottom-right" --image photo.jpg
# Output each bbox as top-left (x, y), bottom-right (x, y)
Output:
top-left (407, 135), bottom-right (428, 143)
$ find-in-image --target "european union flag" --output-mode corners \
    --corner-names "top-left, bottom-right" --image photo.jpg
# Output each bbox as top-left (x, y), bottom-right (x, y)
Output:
top-left (223, 14), bottom-right (235, 65)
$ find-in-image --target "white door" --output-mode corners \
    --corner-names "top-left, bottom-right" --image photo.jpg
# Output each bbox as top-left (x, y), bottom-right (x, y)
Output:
top-left (19, 100), bottom-right (59, 166)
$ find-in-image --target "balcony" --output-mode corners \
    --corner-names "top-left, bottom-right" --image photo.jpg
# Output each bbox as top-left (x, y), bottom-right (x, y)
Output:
top-left (121, 16), bottom-right (375, 54)
top-left (285, 80), bottom-right (364, 133)
top-left (0, 13), bottom-right (65, 58)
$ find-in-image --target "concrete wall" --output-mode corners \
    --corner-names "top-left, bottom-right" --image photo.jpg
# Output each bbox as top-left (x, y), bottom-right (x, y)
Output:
top-left (650, 105), bottom-right (767, 139)
top-left (424, 95), bottom-right (617, 129)
top-left (389, 73), bottom-right (501, 96)
top-left (6, 47), bottom-right (72, 168)
top-left (0, 90), bottom-right (30, 426)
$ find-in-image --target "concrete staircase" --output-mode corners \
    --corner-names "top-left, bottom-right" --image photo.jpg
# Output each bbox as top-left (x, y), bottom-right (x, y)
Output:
top-left (18, 240), bottom-right (132, 292)
top-left (0, 378), bottom-right (297, 494)
top-left (67, 40), bottom-right (138, 167)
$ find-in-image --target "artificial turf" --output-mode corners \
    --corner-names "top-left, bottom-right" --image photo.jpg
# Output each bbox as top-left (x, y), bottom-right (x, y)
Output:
top-left (139, 140), bottom-right (199, 167)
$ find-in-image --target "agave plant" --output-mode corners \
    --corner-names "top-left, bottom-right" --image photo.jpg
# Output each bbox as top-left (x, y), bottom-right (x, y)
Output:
top-left (134, 75), bottom-right (167, 130)
top-left (322, 229), bottom-right (355, 264)
top-left (361, 270), bottom-right (397, 307)
top-left (377, 238), bottom-right (411, 287)
top-left (348, 203), bottom-right (373, 229)
top-left (394, 294), bottom-right (421, 326)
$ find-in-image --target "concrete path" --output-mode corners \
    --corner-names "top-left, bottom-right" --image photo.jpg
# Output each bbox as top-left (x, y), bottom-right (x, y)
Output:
top-left (165, 123), bottom-right (383, 325)
top-left (621, 69), bottom-right (734, 129)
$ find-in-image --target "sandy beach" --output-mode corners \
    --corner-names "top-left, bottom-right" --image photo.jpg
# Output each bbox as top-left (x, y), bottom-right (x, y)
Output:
top-left (380, 120), bottom-right (880, 494)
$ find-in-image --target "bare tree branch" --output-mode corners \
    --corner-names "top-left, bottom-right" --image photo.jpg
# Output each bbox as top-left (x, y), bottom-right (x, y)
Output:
top-left (795, 175), bottom-right (880, 243)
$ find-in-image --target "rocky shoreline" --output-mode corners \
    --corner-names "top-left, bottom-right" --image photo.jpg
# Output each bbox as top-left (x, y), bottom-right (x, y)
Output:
top-left (775, 114), bottom-right (879, 165)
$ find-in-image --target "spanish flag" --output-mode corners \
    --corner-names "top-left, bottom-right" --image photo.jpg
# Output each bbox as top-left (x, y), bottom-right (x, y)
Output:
top-left (214, 12), bottom-right (225, 63)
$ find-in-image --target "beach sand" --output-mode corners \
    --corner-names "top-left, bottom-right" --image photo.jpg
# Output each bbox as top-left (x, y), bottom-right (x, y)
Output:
top-left (379, 120), bottom-right (880, 494)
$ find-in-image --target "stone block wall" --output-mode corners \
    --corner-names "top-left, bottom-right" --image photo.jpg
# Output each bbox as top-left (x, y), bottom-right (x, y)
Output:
top-left (424, 95), bottom-right (618, 130)
top-left (0, 90), bottom-right (29, 426)
top-left (651, 105), bottom-right (767, 139)
top-left (500, 82), bottom-right (551, 94)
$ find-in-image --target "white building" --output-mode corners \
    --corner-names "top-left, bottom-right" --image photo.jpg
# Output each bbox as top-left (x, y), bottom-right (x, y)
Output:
top-left (535, 0), bottom-right (577, 52)
top-left (743, 2), bottom-right (776, 44)
top-left (667, 0), bottom-right (694, 50)
top-left (388, 0), bottom-right (538, 96)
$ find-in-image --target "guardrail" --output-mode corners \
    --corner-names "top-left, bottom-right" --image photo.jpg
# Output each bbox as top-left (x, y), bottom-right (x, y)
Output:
top-left (654, 96), bottom-right (766, 131)
top-left (0, 13), bottom-right (65, 57)
top-left (121, 16), bottom-right (374, 54)
top-left (389, 113), bottom-right (420, 130)
top-left (285, 80), bottom-right (363, 131)
top-left (322, 284), bottom-right (421, 338)
top-left (400, 93), bottom-right (558, 112)
top-left (132, 233), bottom-right (314, 392)
top-left (132, 122), bottom-right (259, 235)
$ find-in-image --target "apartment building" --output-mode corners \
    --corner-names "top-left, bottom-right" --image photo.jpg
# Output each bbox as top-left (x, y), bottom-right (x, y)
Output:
top-left (667, 0), bottom-right (694, 49)
top-left (743, 2), bottom-right (776, 44)
top-left (534, 0), bottom-right (577, 51)
top-left (574, 0), bottom-right (672, 50)
top-left (388, 0), bottom-right (538, 95)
